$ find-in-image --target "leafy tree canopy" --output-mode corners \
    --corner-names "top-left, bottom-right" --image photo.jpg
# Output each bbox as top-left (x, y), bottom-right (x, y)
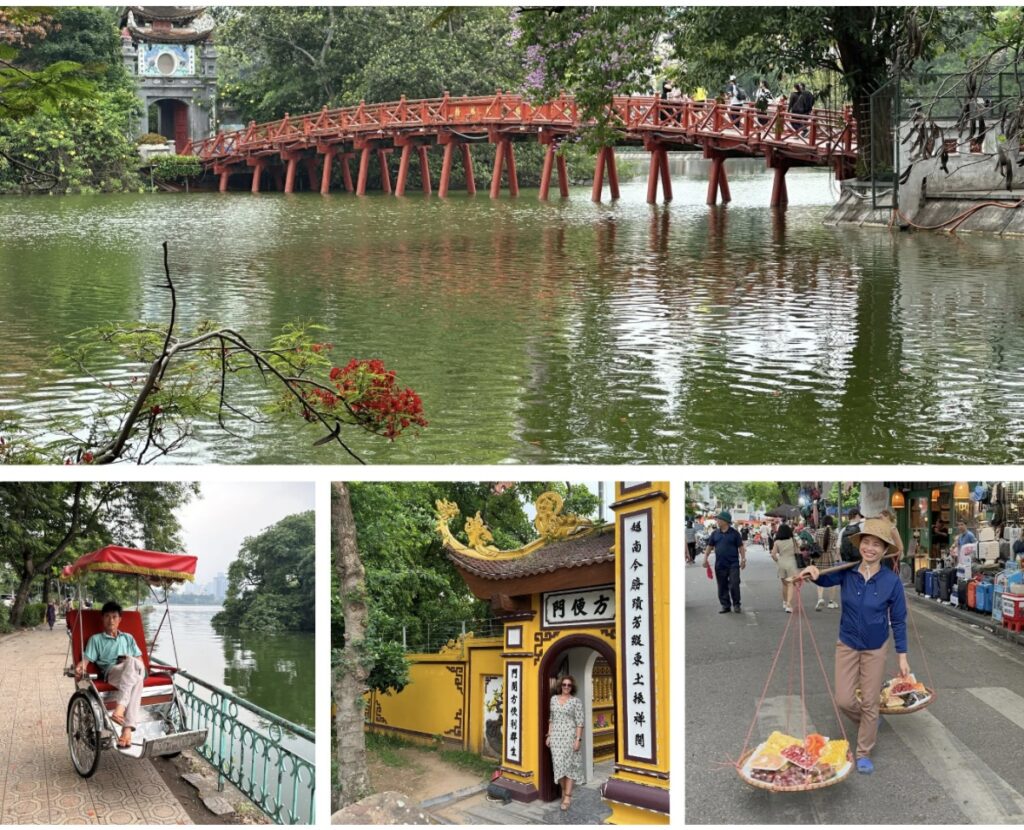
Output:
top-left (0, 6), bottom-right (140, 193)
top-left (334, 481), bottom-right (600, 657)
top-left (216, 6), bottom-right (525, 124)
top-left (213, 511), bottom-right (315, 633)
top-left (0, 481), bottom-right (195, 625)
top-left (517, 6), bottom-right (992, 157)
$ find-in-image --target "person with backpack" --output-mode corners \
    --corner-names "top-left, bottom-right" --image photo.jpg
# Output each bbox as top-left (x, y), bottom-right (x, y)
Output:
top-left (797, 518), bottom-right (910, 775)
top-left (839, 507), bottom-right (864, 563)
top-left (795, 520), bottom-right (818, 568)
top-left (814, 515), bottom-right (840, 610)
top-left (726, 75), bottom-right (747, 105)
top-left (797, 83), bottom-right (815, 113)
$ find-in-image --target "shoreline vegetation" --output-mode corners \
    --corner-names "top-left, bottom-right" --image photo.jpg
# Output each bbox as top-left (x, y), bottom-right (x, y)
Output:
top-left (211, 511), bottom-right (314, 634)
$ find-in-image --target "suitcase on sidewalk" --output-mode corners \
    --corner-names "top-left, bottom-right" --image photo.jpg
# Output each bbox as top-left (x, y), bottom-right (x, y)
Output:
top-left (968, 579), bottom-right (979, 610)
top-left (924, 570), bottom-right (935, 597)
top-left (957, 579), bottom-right (969, 608)
top-left (938, 568), bottom-right (954, 602)
top-left (915, 569), bottom-right (927, 595)
top-left (979, 581), bottom-right (993, 613)
top-left (929, 570), bottom-right (941, 599)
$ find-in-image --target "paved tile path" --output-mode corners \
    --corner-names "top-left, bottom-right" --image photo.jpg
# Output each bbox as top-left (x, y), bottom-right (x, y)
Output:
top-left (0, 628), bottom-right (191, 824)
top-left (433, 759), bottom-right (614, 825)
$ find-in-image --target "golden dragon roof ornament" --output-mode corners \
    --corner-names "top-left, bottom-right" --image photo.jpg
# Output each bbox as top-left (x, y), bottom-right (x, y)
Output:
top-left (436, 491), bottom-right (596, 560)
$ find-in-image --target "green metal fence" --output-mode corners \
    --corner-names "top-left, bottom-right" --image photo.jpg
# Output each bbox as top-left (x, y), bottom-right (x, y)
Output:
top-left (176, 670), bottom-right (315, 824)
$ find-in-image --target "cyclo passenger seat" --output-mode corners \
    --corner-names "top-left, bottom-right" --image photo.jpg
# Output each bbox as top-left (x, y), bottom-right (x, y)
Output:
top-left (68, 609), bottom-right (176, 694)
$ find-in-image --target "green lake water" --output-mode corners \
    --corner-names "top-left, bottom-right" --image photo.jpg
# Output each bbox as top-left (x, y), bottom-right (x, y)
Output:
top-left (3, 156), bottom-right (1024, 463)
top-left (144, 604), bottom-right (314, 745)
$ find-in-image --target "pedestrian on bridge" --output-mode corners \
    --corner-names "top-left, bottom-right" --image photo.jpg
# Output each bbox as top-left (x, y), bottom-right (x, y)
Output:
top-left (797, 518), bottom-right (910, 775)
top-left (703, 511), bottom-right (746, 613)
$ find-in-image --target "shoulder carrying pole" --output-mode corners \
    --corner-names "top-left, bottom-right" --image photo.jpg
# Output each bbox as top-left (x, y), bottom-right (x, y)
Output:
top-left (785, 551), bottom-right (900, 583)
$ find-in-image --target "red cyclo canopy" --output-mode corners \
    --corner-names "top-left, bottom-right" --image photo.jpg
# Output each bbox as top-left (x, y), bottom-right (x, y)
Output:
top-left (61, 545), bottom-right (197, 584)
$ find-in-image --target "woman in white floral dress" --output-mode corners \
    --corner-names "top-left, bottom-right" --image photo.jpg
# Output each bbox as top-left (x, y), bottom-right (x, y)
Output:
top-left (546, 675), bottom-right (585, 811)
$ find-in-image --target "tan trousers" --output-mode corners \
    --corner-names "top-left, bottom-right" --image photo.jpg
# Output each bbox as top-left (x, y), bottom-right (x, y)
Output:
top-left (834, 641), bottom-right (888, 759)
top-left (105, 655), bottom-right (145, 729)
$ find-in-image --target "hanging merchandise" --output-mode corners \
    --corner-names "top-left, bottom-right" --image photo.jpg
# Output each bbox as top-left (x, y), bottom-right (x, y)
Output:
top-left (734, 560), bottom-right (865, 793)
top-left (870, 675), bottom-right (934, 714)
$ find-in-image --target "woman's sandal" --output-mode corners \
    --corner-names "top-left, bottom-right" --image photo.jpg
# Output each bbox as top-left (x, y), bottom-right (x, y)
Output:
top-left (560, 795), bottom-right (572, 811)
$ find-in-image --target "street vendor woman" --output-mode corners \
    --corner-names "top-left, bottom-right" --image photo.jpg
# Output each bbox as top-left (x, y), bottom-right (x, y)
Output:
top-left (797, 517), bottom-right (909, 775)
top-left (74, 601), bottom-right (145, 749)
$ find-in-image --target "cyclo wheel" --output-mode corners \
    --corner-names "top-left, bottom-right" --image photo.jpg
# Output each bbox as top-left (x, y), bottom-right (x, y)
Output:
top-left (67, 690), bottom-right (103, 778)
top-left (161, 696), bottom-right (190, 759)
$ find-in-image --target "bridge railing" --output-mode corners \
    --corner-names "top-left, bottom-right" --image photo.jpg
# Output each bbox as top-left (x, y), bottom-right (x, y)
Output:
top-left (176, 669), bottom-right (315, 825)
top-left (188, 91), bottom-right (857, 164)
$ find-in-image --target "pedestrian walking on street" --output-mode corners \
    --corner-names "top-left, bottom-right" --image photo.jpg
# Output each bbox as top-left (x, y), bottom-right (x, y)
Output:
top-left (770, 523), bottom-right (800, 613)
top-left (879, 509), bottom-right (905, 570)
top-left (46, 600), bottom-right (56, 631)
top-left (814, 516), bottom-right (840, 610)
top-left (686, 518), bottom-right (697, 563)
top-left (703, 511), bottom-right (746, 613)
top-left (797, 517), bottom-right (910, 775)
top-left (546, 675), bottom-right (585, 811)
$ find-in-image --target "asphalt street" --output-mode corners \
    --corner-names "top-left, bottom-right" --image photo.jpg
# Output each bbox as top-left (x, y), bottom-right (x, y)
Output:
top-left (685, 543), bottom-right (1024, 824)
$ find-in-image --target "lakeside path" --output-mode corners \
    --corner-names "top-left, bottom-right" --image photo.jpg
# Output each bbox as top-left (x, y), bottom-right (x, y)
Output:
top-left (0, 627), bottom-right (191, 824)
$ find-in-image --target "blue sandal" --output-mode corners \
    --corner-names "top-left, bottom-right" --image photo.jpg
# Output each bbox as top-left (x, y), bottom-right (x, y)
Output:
top-left (856, 757), bottom-right (874, 774)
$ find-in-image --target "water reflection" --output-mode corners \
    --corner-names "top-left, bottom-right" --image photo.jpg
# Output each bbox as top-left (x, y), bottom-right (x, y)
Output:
top-left (3, 159), bottom-right (1024, 462)
top-left (145, 605), bottom-right (313, 732)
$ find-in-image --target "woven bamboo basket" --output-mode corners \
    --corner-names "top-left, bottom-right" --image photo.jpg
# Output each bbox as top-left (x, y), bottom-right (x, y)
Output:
top-left (736, 748), bottom-right (853, 793)
top-left (856, 685), bottom-right (936, 715)
top-left (879, 686), bottom-right (936, 715)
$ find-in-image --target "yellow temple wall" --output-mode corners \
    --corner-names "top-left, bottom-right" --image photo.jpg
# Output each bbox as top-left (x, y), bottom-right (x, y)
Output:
top-left (365, 636), bottom-right (503, 750)
top-left (605, 480), bottom-right (671, 824)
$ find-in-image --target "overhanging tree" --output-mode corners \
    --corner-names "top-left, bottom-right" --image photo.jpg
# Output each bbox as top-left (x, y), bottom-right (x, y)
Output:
top-left (517, 6), bottom-right (984, 170)
top-left (0, 481), bottom-right (195, 627)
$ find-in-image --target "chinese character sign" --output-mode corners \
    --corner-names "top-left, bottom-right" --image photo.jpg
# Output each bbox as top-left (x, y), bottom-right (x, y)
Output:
top-left (621, 510), bottom-right (654, 763)
top-left (504, 662), bottom-right (523, 765)
top-left (542, 586), bottom-right (615, 629)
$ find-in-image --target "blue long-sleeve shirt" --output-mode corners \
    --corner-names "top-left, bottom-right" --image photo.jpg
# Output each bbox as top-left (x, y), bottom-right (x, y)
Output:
top-left (814, 566), bottom-right (907, 653)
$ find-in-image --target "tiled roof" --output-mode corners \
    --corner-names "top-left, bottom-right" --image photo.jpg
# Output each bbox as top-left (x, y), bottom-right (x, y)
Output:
top-left (446, 527), bottom-right (615, 580)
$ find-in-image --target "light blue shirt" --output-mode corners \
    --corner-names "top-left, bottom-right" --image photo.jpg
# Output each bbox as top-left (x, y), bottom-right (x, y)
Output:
top-left (958, 530), bottom-right (977, 553)
top-left (83, 630), bottom-right (142, 676)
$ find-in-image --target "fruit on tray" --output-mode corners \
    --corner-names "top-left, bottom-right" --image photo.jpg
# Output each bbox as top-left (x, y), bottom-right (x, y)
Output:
top-left (818, 739), bottom-right (849, 768)
top-left (750, 750), bottom-right (787, 771)
top-left (781, 744), bottom-right (816, 769)
top-left (775, 766), bottom-right (810, 787)
top-left (809, 762), bottom-right (835, 783)
top-left (745, 734), bottom-right (850, 789)
top-left (880, 675), bottom-right (929, 708)
top-left (762, 730), bottom-right (802, 754)
top-left (803, 733), bottom-right (826, 760)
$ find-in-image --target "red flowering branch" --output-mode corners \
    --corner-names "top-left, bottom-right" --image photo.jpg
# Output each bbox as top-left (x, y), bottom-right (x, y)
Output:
top-left (47, 243), bottom-right (427, 465)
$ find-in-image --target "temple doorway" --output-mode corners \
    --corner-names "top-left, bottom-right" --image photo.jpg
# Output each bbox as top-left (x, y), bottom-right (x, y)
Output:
top-left (537, 634), bottom-right (617, 802)
top-left (150, 99), bottom-right (190, 152)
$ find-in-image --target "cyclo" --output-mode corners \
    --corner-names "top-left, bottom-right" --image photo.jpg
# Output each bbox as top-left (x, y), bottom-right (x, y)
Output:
top-left (62, 545), bottom-right (207, 777)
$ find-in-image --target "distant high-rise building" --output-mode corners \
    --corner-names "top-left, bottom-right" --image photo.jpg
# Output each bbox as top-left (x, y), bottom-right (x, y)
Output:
top-left (212, 572), bottom-right (228, 602)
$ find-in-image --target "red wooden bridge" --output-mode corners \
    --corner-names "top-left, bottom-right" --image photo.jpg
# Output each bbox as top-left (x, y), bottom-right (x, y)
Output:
top-left (186, 91), bottom-right (858, 207)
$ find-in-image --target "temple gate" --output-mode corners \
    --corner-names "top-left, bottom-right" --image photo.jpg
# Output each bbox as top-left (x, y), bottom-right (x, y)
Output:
top-left (427, 482), bottom-right (671, 823)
